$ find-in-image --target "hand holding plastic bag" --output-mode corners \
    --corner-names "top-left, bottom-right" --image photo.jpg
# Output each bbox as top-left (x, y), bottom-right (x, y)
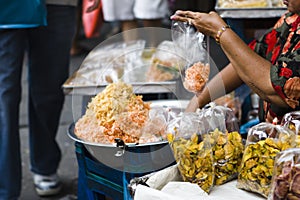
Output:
top-left (171, 21), bottom-right (210, 95)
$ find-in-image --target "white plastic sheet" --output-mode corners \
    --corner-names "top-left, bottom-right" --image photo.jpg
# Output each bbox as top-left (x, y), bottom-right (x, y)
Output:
top-left (135, 182), bottom-right (211, 200)
top-left (134, 180), bottom-right (265, 200)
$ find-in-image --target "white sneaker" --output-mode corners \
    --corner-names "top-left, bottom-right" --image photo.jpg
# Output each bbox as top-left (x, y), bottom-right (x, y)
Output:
top-left (33, 173), bottom-right (62, 196)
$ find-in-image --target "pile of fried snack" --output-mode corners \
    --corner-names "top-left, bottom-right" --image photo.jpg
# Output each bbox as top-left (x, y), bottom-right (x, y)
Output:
top-left (75, 81), bottom-right (166, 144)
top-left (183, 62), bottom-right (210, 94)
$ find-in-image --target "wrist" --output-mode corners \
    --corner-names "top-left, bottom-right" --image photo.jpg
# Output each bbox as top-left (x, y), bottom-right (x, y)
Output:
top-left (215, 25), bottom-right (230, 44)
top-left (196, 95), bottom-right (205, 109)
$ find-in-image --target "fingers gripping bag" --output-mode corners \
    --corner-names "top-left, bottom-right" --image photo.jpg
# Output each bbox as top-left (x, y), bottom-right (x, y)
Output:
top-left (198, 103), bottom-right (244, 185)
top-left (281, 111), bottom-right (300, 147)
top-left (166, 112), bottom-right (215, 193)
top-left (268, 148), bottom-right (300, 200)
top-left (171, 20), bottom-right (210, 95)
top-left (237, 122), bottom-right (297, 198)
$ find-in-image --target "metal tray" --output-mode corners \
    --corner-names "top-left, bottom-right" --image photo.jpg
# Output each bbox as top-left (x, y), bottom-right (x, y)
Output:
top-left (63, 80), bottom-right (177, 96)
top-left (215, 0), bottom-right (287, 18)
top-left (68, 122), bottom-right (175, 173)
top-left (68, 100), bottom-right (189, 173)
top-left (215, 6), bottom-right (286, 18)
top-left (63, 39), bottom-right (182, 96)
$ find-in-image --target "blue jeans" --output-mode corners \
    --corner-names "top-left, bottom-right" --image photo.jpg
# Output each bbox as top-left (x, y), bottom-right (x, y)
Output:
top-left (0, 5), bottom-right (76, 199)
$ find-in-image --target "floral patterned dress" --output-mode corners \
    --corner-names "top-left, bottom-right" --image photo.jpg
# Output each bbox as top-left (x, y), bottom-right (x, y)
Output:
top-left (249, 12), bottom-right (300, 122)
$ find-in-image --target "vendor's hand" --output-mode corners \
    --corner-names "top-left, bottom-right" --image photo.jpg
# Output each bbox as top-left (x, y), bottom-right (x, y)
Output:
top-left (170, 10), bottom-right (227, 39)
top-left (85, 0), bottom-right (100, 13)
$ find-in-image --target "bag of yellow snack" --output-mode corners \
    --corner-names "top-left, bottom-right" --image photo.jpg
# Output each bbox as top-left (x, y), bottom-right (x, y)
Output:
top-left (237, 122), bottom-right (296, 198)
top-left (281, 111), bottom-right (300, 147)
top-left (167, 112), bottom-right (215, 193)
top-left (198, 103), bottom-right (244, 185)
top-left (268, 148), bottom-right (300, 200)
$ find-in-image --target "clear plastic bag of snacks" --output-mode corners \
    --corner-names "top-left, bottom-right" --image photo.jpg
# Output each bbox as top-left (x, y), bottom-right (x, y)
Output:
top-left (237, 122), bottom-right (296, 198)
top-left (146, 41), bottom-right (184, 82)
top-left (166, 112), bottom-right (215, 193)
top-left (171, 20), bottom-right (210, 95)
top-left (281, 111), bottom-right (300, 147)
top-left (198, 103), bottom-right (244, 185)
top-left (214, 92), bottom-right (242, 124)
top-left (268, 148), bottom-right (300, 200)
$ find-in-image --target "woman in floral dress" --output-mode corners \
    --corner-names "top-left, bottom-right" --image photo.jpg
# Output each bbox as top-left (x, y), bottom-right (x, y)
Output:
top-left (171, 0), bottom-right (300, 124)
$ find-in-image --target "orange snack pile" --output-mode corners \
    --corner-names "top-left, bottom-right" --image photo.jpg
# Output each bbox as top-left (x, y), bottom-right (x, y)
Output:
top-left (183, 62), bottom-right (210, 94)
top-left (74, 81), bottom-right (151, 144)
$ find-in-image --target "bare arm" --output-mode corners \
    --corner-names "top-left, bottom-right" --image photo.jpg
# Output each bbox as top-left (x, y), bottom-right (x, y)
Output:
top-left (171, 11), bottom-right (289, 109)
top-left (218, 25), bottom-right (287, 107)
top-left (186, 63), bottom-right (244, 112)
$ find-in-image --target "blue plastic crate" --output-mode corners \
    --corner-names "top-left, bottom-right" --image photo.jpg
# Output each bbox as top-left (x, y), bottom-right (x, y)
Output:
top-left (75, 142), bottom-right (174, 200)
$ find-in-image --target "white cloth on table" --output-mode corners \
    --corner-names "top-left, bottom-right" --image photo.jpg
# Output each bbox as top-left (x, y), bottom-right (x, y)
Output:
top-left (134, 180), bottom-right (266, 200)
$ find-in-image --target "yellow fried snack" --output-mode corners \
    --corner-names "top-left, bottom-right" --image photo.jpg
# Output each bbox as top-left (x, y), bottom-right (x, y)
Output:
top-left (208, 129), bottom-right (244, 185)
top-left (237, 136), bottom-right (295, 198)
top-left (167, 131), bottom-right (214, 193)
top-left (286, 124), bottom-right (300, 147)
top-left (218, 0), bottom-right (268, 8)
top-left (168, 128), bottom-right (244, 191)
